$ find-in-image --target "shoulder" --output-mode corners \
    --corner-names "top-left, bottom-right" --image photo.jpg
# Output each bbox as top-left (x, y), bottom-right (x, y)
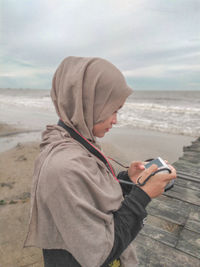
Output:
top-left (38, 141), bottom-right (107, 200)
top-left (36, 139), bottom-right (123, 209)
top-left (43, 140), bottom-right (99, 180)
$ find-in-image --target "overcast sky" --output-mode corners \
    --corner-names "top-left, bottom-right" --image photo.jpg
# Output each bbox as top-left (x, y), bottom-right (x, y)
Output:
top-left (1, 0), bottom-right (200, 90)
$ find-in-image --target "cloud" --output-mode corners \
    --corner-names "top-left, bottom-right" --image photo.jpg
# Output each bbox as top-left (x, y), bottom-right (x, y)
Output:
top-left (123, 63), bottom-right (200, 78)
top-left (1, 0), bottom-right (200, 90)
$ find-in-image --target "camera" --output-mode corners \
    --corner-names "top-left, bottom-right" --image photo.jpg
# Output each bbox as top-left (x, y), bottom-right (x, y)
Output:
top-left (145, 157), bottom-right (169, 171)
top-left (144, 157), bottom-right (174, 191)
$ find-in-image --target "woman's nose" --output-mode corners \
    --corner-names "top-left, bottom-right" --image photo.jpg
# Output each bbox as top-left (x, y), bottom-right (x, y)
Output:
top-left (112, 113), bottom-right (117, 124)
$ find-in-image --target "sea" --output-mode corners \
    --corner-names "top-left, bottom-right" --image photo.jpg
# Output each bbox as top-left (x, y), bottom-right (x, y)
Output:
top-left (0, 89), bottom-right (199, 150)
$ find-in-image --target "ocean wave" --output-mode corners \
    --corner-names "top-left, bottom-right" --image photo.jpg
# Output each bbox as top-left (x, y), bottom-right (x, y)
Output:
top-left (123, 102), bottom-right (200, 115)
top-left (0, 95), bottom-right (54, 111)
top-left (116, 118), bottom-right (199, 137)
top-left (0, 91), bottom-right (199, 137)
top-left (117, 104), bottom-right (200, 137)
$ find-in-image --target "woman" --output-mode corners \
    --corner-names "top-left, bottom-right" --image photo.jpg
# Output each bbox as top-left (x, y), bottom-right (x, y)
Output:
top-left (24, 57), bottom-right (176, 267)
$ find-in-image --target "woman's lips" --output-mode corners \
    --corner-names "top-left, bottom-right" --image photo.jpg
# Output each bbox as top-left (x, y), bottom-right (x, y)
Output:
top-left (106, 127), bottom-right (111, 132)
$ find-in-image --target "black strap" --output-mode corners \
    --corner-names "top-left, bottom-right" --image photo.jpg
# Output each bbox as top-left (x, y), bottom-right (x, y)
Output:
top-left (58, 120), bottom-right (112, 173)
top-left (137, 168), bottom-right (173, 192)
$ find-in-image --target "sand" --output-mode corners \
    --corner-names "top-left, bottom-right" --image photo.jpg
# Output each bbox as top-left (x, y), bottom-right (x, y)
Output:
top-left (101, 127), bottom-right (194, 164)
top-left (0, 123), bottom-right (195, 266)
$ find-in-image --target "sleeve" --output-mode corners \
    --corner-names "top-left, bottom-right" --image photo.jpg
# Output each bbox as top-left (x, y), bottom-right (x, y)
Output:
top-left (117, 171), bottom-right (133, 196)
top-left (101, 185), bottom-right (151, 267)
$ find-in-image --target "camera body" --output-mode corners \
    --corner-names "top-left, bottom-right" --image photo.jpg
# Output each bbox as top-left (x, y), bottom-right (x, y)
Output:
top-left (144, 157), bottom-right (174, 191)
top-left (144, 157), bottom-right (170, 171)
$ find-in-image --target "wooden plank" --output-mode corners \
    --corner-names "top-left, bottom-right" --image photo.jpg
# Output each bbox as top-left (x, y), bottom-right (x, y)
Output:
top-left (173, 164), bottom-right (200, 177)
top-left (183, 144), bottom-right (200, 152)
top-left (135, 234), bottom-right (200, 267)
top-left (173, 161), bottom-right (200, 173)
top-left (174, 179), bottom-right (200, 191)
top-left (141, 224), bottom-right (178, 247)
top-left (147, 196), bottom-right (192, 225)
top-left (146, 214), bottom-right (182, 235)
top-left (185, 219), bottom-right (200, 234)
top-left (177, 170), bottom-right (200, 178)
top-left (174, 158), bottom-right (200, 167)
top-left (177, 171), bottom-right (200, 183)
top-left (178, 153), bottom-right (200, 163)
top-left (185, 211), bottom-right (200, 234)
top-left (164, 185), bottom-right (200, 206)
top-left (176, 228), bottom-right (200, 259)
top-left (147, 204), bottom-right (187, 226)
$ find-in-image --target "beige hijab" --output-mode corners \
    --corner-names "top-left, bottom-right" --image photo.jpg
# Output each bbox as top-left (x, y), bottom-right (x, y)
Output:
top-left (24, 57), bottom-right (138, 267)
top-left (51, 56), bottom-right (132, 141)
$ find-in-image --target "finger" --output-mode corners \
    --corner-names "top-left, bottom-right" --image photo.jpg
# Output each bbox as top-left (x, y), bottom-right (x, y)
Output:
top-left (137, 164), bottom-right (158, 183)
top-left (131, 161), bottom-right (145, 169)
top-left (169, 168), bottom-right (177, 179)
top-left (160, 168), bottom-right (177, 181)
top-left (167, 165), bottom-right (177, 178)
top-left (168, 164), bottom-right (176, 172)
top-left (146, 164), bottom-right (158, 173)
top-left (131, 161), bottom-right (143, 166)
top-left (137, 163), bottom-right (145, 170)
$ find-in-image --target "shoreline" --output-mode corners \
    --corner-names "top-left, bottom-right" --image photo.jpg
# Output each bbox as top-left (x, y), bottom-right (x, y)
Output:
top-left (0, 123), bottom-right (42, 153)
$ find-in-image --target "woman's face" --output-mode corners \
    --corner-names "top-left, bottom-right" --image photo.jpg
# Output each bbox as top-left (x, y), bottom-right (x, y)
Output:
top-left (92, 109), bottom-right (120, 138)
top-left (92, 112), bottom-right (117, 138)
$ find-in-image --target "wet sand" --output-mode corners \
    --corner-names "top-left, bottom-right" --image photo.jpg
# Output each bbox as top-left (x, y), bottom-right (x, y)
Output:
top-left (101, 127), bottom-right (194, 164)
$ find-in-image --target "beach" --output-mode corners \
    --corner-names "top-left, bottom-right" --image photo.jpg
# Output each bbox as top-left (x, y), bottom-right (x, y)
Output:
top-left (0, 89), bottom-right (198, 266)
top-left (0, 121), bottom-right (195, 266)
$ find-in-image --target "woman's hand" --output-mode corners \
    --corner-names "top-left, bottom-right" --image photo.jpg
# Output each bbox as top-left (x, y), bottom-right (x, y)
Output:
top-left (138, 164), bottom-right (177, 199)
top-left (128, 161), bottom-right (145, 183)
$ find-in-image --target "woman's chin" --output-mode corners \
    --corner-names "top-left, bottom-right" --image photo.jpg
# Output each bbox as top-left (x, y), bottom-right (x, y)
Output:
top-left (96, 132), bottom-right (106, 138)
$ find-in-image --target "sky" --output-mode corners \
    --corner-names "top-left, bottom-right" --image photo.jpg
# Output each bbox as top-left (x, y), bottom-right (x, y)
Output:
top-left (1, 0), bottom-right (200, 90)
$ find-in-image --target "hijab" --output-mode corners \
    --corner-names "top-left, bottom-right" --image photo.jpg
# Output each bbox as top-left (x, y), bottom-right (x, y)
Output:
top-left (51, 56), bottom-right (133, 141)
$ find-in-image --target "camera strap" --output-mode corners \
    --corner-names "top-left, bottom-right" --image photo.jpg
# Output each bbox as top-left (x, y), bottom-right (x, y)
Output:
top-left (58, 120), bottom-right (174, 191)
top-left (137, 168), bottom-right (173, 192)
top-left (57, 120), bottom-right (118, 181)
